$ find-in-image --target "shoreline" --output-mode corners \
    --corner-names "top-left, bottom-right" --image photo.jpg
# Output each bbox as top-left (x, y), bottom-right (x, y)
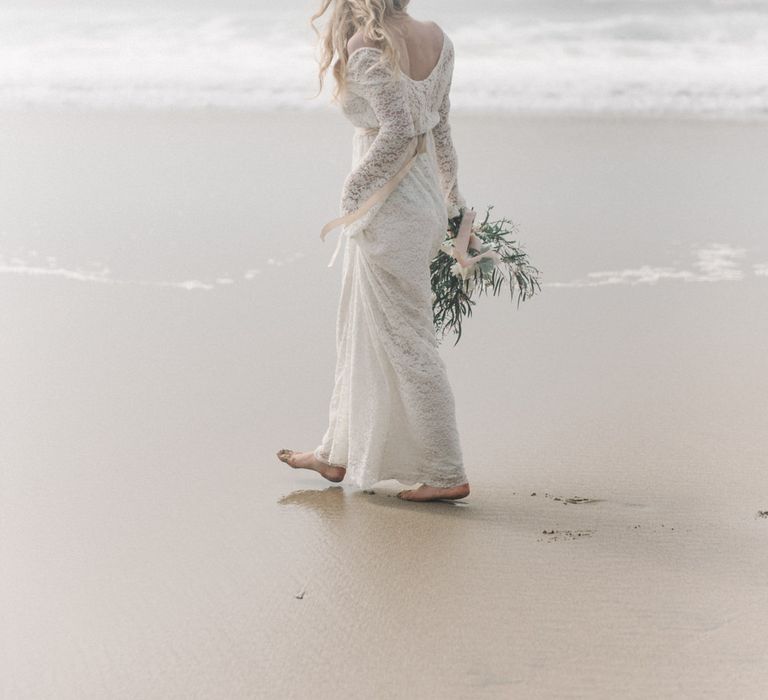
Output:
top-left (2, 103), bottom-right (768, 125)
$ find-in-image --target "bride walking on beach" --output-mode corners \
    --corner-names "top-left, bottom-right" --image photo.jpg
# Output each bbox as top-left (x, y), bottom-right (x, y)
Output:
top-left (277, 0), bottom-right (472, 502)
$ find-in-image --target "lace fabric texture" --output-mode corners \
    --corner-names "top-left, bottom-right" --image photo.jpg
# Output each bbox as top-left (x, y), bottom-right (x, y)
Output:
top-left (338, 33), bottom-right (467, 224)
top-left (314, 30), bottom-right (469, 490)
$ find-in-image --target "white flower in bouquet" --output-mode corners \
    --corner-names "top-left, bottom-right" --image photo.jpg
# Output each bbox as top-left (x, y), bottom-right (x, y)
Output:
top-left (440, 239), bottom-right (454, 256)
top-left (450, 260), bottom-right (475, 281)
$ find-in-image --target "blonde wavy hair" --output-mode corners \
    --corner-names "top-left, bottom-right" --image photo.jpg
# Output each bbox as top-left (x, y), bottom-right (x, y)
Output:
top-left (310, 0), bottom-right (411, 102)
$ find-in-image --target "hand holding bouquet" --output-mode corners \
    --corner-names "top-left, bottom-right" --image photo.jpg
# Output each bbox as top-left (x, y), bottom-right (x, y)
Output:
top-left (431, 206), bottom-right (541, 344)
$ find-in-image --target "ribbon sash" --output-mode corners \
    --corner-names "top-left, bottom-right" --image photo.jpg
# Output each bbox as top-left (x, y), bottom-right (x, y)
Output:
top-left (319, 126), bottom-right (499, 273)
top-left (320, 127), bottom-right (427, 268)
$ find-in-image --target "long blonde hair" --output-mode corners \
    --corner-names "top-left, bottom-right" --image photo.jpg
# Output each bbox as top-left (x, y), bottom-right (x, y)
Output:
top-left (310, 0), bottom-right (411, 102)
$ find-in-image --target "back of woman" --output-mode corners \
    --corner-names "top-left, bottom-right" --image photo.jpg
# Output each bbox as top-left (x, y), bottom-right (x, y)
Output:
top-left (278, 0), bottom-right (472, 502)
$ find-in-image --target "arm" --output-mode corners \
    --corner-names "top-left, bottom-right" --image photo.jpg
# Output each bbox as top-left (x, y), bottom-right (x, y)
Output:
top-left (433, 71), bottom-right (467, 221)
top-left (340, 50), bottom-right (417, 216)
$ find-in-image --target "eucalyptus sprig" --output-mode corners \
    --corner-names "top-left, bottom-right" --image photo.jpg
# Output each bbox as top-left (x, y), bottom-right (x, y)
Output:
top-left (430, 205), bottom-right (541, 345)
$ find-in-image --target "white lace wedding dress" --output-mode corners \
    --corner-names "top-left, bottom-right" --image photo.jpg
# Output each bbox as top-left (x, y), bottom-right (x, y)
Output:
top-left (313, 29), bottom-right (469, 491)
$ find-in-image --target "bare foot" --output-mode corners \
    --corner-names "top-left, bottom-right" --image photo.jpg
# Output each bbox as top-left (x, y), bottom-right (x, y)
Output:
top-left (397, 482), bottom-right (470, 502)
top-left (276, 449), bottom-right (346, 483)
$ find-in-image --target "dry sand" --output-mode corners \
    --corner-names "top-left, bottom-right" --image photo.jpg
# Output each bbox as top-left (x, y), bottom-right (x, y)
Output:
top-left (2, 109), bottom-right (767, 698)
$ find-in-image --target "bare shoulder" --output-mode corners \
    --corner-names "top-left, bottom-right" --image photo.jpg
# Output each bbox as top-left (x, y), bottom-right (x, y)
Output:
top-left (424, 20), bottom-right (443, 37)
top-left (347, 20), bottom-right (444, 57)
top-left (347, 30), bottom-right (379, 56)
top-left (419, 20), bottom-right (444, 51)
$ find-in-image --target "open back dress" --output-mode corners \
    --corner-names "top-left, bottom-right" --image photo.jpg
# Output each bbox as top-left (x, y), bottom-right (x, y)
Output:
top-left (313, 28), bottom-right (469, 491)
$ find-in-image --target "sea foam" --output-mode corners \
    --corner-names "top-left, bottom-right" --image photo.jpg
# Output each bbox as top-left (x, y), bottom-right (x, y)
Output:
top-left (0, 5), bottom-right (766, 116)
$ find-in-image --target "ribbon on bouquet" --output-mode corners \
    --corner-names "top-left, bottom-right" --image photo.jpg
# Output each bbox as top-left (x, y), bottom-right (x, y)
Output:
top-left (447, 208), bottom-right (502, 278)
top-left (320, 126), bottom-right (428, 268)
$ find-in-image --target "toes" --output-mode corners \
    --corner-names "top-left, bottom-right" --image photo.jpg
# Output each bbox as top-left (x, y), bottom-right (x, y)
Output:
top-left (277, 449), bottom-right (295, 466)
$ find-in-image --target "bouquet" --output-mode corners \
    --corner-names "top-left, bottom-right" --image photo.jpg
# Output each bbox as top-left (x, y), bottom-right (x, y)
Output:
top-left (431, 206), bottom-right (541, 344)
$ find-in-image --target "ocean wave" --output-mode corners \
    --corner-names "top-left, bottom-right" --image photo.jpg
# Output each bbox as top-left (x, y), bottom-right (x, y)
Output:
top-left (0, 248), bottom-right (305, 291)
top-left (0, 7), bottom-right (766, 116)
top-left (4, 244), bottom-right (766, 292)
top-left (547, 244), bottom-right (754, 288)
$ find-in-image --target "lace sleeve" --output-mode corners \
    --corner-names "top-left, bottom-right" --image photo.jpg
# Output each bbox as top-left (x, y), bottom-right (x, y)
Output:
top-left (433, 68), bottom-right (466, 220)
top-left (340, 50), bottom-right (417, 216)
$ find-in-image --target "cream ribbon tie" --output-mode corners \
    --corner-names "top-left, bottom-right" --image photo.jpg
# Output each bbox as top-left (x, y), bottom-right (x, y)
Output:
top-left (320, 126), bottom-right (428, 268)
top-left (319, 126), bottom-right (498, 273)
top-left (450, 209), bottom-right (502, 271)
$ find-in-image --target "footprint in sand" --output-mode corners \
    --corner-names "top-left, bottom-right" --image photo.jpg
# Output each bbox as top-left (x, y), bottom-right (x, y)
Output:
top-left (538, 529), bottom-right (594, 542)
top-left (543, 493), bottom-right (602, 505)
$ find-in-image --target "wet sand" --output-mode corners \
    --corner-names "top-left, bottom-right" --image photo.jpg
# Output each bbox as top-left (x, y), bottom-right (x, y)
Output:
top-left (2, 109), bottom-right (767, 698)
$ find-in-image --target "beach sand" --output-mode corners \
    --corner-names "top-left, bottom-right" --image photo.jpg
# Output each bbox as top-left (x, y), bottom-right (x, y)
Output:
top-left (2, 109), bottom-right (767, 698)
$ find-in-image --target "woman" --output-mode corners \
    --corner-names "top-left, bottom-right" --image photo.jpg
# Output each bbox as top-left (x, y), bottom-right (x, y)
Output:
top-left (277, 0), bottom-right (472, 502)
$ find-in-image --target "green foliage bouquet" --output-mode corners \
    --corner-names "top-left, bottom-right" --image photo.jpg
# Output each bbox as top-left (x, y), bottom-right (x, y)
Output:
top-left (431, 206), bottom-right (541, 344)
